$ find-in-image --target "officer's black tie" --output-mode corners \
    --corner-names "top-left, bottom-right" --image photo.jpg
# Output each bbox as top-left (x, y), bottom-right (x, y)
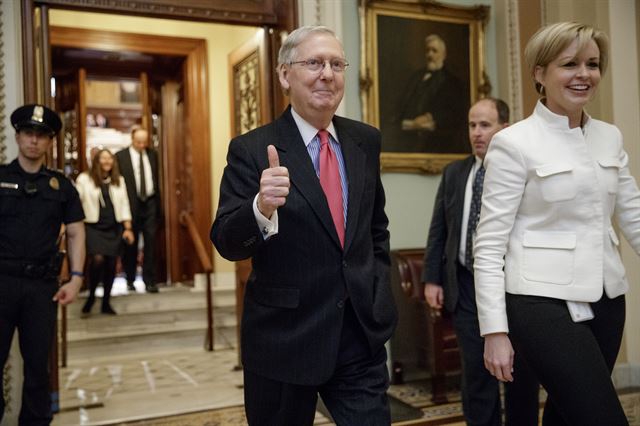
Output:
top-left (139, 150), bottom-right (147, 202)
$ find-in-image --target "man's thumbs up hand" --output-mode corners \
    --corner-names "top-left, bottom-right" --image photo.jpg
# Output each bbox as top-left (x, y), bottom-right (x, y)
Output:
top-left (258, 145), bottom-right (290, 219)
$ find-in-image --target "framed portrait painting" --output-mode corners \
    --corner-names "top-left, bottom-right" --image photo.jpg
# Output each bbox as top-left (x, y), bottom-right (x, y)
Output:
top-left (360, 0), bottom-right (490, 173)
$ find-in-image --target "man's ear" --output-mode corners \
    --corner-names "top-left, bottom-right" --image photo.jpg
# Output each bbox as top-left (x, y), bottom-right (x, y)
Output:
top-left (278, 65), bottom-right (290, 93)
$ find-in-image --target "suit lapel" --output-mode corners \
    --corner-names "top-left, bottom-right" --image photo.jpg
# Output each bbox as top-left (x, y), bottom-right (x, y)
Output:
top-left (274, 110), bottom-right (342, 248)
top-left (334, 118), bottom-right (366, 253)
top-left (122, 149), bottom-right (134, 180)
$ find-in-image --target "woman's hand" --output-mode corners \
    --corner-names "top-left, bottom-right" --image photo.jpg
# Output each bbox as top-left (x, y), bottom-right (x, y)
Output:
top-left (122, 229), bottom-right (135, 245)
top-left (484, 332), bottom-right (514, 382)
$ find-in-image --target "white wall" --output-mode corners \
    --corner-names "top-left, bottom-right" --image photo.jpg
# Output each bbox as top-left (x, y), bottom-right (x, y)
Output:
top-left (609, 0), bottom-right (640, 366)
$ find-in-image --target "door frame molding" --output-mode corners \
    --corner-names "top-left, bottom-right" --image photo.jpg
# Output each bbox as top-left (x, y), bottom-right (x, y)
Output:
top-left (50, 26), bottom-right (212, 280)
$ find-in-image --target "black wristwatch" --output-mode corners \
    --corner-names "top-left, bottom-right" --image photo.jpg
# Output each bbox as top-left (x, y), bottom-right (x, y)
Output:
top-left (70, 271), bottom-right (84, 278)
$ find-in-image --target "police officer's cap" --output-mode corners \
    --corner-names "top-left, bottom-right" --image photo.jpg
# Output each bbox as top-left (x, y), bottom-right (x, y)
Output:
top-left (11, 104), bottom-right (62, 136)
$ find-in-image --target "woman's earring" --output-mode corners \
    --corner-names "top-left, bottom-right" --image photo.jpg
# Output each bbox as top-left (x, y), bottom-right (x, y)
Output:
top-left (538, 84), bottom-right (545, 96)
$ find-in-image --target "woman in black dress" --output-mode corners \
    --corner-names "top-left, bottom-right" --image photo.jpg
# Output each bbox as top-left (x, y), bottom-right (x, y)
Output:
top-left (76, 149), bottom-right (134, 314)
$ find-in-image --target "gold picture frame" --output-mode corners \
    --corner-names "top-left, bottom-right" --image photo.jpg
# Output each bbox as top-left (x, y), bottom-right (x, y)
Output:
top-left (360, 0), bottom-right (490, 174)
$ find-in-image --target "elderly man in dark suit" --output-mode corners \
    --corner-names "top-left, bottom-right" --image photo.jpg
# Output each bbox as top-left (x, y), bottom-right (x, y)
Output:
top-left (394, 34), bottom-right (468, 154)
top-left (211, 26), bottom-right (397, 425)
top-left (422, 98), bottom-right (539, 426)
top-left (116, 127), bottom-right (161, 293)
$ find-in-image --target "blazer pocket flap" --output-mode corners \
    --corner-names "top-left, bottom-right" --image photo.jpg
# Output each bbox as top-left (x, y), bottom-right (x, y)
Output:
top-left (523, 231), bottom-right (576, 249)
top-left (597, 158), bottom-right (622, 169)
top-left (535, 163), bottom-right (573, 177)
top-left (252, 286), bottom-right (300, 309)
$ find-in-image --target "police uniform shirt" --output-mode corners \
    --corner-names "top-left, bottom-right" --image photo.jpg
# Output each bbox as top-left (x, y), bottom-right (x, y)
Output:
top-left (0, 160), bottom-right (84, 262)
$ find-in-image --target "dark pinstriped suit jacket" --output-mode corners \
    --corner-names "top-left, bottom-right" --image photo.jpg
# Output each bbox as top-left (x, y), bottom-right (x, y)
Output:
top-left (211, 107), bottom-right (397, 385)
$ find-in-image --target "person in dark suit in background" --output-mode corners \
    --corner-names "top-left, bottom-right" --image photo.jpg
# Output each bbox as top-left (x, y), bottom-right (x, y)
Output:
top-left (116, 126), bottom-right (161, 293)
top-left (211, 26), bottom-right (397, 425)
top-left (422, 98), bottom-right (540, 426)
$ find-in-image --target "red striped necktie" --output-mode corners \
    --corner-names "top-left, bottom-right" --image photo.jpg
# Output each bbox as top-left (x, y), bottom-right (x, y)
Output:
top-left (318, 129), bottom-right (345, 247)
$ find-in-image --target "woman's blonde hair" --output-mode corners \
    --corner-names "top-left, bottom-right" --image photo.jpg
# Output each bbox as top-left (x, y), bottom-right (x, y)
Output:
top-left (524, 22), bottom-right (609, 95)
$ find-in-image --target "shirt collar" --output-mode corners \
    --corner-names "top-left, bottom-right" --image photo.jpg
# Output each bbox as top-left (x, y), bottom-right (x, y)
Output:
top-left (290, 107), bottom-right (338, 147)
top-left (129, 146), bottom-right (145, 157)
top-left (534, 100), bottom-right (592, 131)
top-left (9, 159), bottom-right (48, 176)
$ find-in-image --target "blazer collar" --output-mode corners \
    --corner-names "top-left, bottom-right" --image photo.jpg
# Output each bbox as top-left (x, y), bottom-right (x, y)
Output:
top-left (534, 100), bottom-right (592, 131)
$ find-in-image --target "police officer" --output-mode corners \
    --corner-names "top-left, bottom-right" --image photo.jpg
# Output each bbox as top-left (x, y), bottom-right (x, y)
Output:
top-left (0, 104), bottom-right (86, 425)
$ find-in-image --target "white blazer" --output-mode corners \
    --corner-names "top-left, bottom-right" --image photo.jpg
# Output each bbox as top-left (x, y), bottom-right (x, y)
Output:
top-left (75, 172), bottom-right (132, 224)
top-left (474, 101), bottom-right (640, 336)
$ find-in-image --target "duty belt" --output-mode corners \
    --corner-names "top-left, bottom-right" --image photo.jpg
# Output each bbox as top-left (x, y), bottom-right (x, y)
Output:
top-left (0, 260), bottom-right (55, 279)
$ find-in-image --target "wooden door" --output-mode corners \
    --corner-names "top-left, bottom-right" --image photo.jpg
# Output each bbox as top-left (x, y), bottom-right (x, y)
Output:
top-left (53, 68), bottom-right (87, 176)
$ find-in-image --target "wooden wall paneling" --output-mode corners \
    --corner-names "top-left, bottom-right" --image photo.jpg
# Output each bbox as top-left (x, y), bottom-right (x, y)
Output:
top-left (161, 81), bottom-right (181, 284)
top-left (41, 5), bottom-right (52, 106)
top-left (76, 67), bottom-right (87, 173)
top-left (50, 26), bottom-right (205, 56)
top-left (258, 27), bottom-right (274, 125)
top-left (269, 28), bottom-right (288, 115)
top-left (36, 0), bottom-right (281, 26)
top-left (182, 41), bottom-right (212, 278)
top-left (22, 0), bottom-right (38, 103)
top-left (518, 0), bottom-right (542, 115)
top-left (140, 72), bottom-right (150, 131)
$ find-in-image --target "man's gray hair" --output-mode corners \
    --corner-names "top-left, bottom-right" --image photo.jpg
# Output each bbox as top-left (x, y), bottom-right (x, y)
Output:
top-left (425, 34), bottom-right (447, 54)
top-left (277, 26), bottom-right (341, 68)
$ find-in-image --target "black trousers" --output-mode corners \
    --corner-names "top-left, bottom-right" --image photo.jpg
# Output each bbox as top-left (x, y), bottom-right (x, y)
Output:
top-left (243, 301), bottom-right (391, 426)
top-left (0, 274), bottom-right (58, 425)
top-left (454, 265), bottom-right (540, 426)
top-left (123, 196), bottom-right (158, 286)
top-left (506, 293), bottom-right (628, 426)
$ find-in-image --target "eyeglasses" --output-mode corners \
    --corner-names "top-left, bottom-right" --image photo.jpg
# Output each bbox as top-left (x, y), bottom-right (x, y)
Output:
top-left (289, 58), bottom-right (349, 73)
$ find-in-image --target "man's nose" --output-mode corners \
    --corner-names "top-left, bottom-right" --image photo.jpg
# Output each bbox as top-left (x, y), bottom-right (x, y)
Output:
top-left (319, 61), bottom-right (334, 79)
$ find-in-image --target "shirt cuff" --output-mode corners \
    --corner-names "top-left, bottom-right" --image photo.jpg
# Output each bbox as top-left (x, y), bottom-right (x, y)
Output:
top-left (253, 194), bottom-right (279, 239)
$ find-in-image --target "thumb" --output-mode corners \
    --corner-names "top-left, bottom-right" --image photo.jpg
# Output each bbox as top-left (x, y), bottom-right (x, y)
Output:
top-left (267, 145), bottom-right (280, 168)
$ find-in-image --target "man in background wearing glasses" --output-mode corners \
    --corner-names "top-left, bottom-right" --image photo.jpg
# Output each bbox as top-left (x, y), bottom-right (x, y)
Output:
top-left (212, 26), bottom-right (396, 425)
top-left (0, 104), bottom-right (85, 424)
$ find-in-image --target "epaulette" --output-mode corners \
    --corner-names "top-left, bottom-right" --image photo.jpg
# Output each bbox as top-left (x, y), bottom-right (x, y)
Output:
top-left (46, 167), bottom-right (67, 177)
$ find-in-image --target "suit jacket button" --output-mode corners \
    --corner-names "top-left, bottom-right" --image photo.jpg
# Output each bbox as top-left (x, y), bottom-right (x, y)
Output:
top-left (342, 261), bottom-right (347, 268)
top-left (337, 300), bottom-right (345, 309)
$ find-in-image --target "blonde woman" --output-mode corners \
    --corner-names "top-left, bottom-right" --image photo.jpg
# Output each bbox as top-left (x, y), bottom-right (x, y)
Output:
top-left (76, 149), bottom-right (134, 314)
top-left (474, 22), bottom-right (640, 425)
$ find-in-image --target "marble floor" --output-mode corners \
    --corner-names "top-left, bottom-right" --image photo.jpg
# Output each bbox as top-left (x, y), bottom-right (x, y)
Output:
top-left (50, 280), bottom-right (640, 425)
top-left (54, 277), bottom-right (244, 425)
top-left (54, 347), bottom-right (245, 425)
